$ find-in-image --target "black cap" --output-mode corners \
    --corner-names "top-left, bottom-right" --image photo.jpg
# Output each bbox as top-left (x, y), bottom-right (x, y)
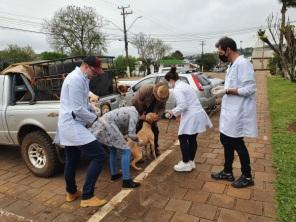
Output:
top-left (83, 56), bottom-right (103, 75)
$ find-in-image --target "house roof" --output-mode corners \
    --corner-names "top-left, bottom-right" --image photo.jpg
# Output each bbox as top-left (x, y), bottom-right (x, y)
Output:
top-left (251, 46), bottom-right (274, 59)
top-left (159, 59), bottom-right (184, 65)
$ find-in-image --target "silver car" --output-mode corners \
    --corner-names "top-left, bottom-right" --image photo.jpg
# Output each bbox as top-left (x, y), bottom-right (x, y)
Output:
top-left (121, 72), bottom-right (216, 112)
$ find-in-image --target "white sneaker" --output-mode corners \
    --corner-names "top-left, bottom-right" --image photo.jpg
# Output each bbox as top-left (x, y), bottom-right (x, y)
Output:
top-left (189, 160), bottom-right (196, 169)
top-left (174, 161), bottom-right (192, 172)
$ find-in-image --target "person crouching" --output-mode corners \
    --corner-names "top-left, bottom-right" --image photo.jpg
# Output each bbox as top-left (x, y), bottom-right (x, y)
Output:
top-left (89, 106), bottom-right (141, 188)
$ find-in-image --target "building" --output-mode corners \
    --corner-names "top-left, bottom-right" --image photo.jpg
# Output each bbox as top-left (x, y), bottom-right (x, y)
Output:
top-left (251, 39), bottom-right (274, 71)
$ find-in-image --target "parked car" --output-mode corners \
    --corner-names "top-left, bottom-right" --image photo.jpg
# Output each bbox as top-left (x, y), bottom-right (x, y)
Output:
top-left (0, 56), bottom-right (120, 177)
top-left (158, 67), bottom-right (185, 74)
top-left (206, 76), bottom-right (224, 87)
top-left (121, 72), bottom-right (216, 113)
top-left (117, 79), bottom-right (139, 87)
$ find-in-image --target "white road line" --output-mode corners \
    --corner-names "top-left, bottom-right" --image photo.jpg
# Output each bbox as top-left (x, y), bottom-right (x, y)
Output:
top-left (87, 149), bottom-right (173, 222)
top-left (0, 208), bottom-right (33, 222)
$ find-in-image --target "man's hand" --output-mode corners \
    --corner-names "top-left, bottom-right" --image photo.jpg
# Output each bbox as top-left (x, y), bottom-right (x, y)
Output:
top-left (211, 86), bottom-right (226, 97)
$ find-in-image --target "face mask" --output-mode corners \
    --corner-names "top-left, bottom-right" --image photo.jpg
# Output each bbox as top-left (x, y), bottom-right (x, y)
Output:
top-left (168, 82), bottom-right (174, 89)
top-left (219, 54), bottom-right (228, 63)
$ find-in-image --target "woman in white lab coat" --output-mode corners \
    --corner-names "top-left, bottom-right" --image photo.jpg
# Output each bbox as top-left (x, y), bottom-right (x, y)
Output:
top-left (166, 67), bottom-right (212, 172)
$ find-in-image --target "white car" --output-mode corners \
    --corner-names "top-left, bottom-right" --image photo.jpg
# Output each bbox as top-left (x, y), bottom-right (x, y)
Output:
top-left (158, 67), bottom-right (185, 74)
top-left (121, 72), bottom-right (216, 112)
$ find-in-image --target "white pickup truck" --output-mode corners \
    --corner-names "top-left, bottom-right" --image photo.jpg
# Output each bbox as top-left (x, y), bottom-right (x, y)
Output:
top-left (0, 56), bottom-right (120, 177)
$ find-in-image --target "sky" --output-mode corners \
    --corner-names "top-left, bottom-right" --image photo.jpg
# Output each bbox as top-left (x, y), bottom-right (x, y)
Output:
top-left (0, 0), bottom-right (296, 57)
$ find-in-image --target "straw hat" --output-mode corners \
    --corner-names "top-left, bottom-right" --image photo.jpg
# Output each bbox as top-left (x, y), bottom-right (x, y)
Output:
top-left (153, 82), bottom-right (169, 102)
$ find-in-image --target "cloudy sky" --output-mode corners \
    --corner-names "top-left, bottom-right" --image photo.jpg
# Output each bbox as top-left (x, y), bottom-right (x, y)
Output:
top-left (1, 0), bottom-right (295, 57)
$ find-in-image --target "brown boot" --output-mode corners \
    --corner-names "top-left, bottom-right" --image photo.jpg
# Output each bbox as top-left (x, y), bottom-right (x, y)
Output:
top-left (80, 196), bottom-right (107, 208)
top-left (66, 190), bottom-right (81, 202)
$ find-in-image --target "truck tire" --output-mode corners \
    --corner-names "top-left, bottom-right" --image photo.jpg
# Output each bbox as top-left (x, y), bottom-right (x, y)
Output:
top-left (21, 131), bottom-right (61, 177)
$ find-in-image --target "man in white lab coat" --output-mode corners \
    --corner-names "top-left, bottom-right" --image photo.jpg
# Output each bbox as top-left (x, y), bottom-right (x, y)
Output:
top-left (211, 37), bottom-right (257, 188)
top-left (54, 56), bottom-right (107, 207)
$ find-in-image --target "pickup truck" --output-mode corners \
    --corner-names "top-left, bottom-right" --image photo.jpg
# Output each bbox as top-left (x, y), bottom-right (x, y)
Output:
top-left (0, 56), bottom-right (120, 177)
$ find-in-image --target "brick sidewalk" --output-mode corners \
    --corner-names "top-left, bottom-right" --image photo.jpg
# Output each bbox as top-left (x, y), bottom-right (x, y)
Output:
top-left (100, 71), bottom-right (276, 222)
top-left (0, 120), bottom-right (179, 221)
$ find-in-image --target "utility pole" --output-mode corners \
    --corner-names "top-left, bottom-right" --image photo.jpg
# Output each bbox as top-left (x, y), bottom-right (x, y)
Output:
top-left (118, 5), bottom-right (133, 77)
top-left (240, 40), bottom-right (243, 54)
top-left (200, 40), bottom-right (205, 72)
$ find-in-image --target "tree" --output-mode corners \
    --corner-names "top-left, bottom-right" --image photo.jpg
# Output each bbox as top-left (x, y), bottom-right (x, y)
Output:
top-left (195, 53), bottom-right (218, 71)
top-left (43, 5), bottom-right (106, 56)
top-left (131, 33), bottom-right (171, 74)
top-left (39, 51), bottom-right (67, 60)
top-left (170, 50), bottom-right (184, 60)
top-left (0, 44), bottom-right (36, 70)
top-left (114, 55), bottom-right (137, 77)
top-left (258, 14), bottom-right (296, 81)
top-left (278, 0), bottom-right (296, 52)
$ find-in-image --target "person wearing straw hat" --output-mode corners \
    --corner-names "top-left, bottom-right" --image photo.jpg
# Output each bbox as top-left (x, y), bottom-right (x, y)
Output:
top-left (132, 82), bottom-right (169, 156)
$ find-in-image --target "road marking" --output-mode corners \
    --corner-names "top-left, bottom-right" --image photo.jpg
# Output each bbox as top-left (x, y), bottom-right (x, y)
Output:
top-left (174, 140), bottom-right (180, 146)
top-left (0, 208), bottom-right (33, 222)
top-left (87, 149), bottom-right (173, 222)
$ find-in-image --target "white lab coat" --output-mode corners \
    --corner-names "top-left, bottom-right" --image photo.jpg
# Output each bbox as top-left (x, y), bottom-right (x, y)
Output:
top-left (171, 80), bottom-right (212, 135)
top-left (54, 67), bottom-right (97, 146)
top-left (220, 55), bottom-right (258, 138)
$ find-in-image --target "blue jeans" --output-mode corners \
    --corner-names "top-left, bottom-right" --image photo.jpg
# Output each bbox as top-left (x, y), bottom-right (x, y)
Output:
top-left (109, 147), bottom-right (131, 180)
top-left (64, 140), bottom-right (105, 200)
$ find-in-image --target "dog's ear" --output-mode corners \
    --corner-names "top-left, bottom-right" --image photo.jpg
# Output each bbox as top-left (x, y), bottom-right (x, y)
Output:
top-left (117, 85), bottom-right (129, 94)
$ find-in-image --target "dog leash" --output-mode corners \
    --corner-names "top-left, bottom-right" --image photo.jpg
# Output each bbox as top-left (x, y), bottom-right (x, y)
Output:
top-left (165, 118), bottom-right (171, 133)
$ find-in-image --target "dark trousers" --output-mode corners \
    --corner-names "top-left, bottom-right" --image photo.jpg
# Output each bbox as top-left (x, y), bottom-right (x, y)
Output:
top-left (178, 134), bottom-right (198, 163)
top-left (64, 140), bottom-right (105, 200)
top-left (136, 120), bottom-right (159, 151)
top-left (220, 133), bottom-right (251, 178)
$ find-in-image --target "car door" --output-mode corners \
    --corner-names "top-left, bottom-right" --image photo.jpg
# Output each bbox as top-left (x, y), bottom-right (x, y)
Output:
top-left (0, 75), bottom-right (12, 144)
top-left (197, 74), bottom-right (212, 98)
top-left (196, 74), bottom-right (216, 109)
top-left (123, 76), bottom-right (157, 106)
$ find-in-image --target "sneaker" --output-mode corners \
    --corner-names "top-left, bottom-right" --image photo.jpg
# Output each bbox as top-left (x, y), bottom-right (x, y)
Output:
top-left (122, 179), bottom-right (141, 188)
top-left (174, 161), bottom-right (192, 172)
top-left (111, 173), bottom-right (122, 181)
top-left (80, 196), bottom-right (107, 208)
top-left (211, 171), bottom-right (235, 181)
top-left (66, 190), bottom-right (81, 202)
top-left (231, 175), bottom-right (254, 188)
top-left (189, 160), bottom-right (196, 169)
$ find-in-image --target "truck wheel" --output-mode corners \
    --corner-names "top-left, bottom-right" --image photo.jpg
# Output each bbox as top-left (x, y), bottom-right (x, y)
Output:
top-left (21, 131), bottom-right (61, 177)
top-left (100, 104), bottom-right (111, 115)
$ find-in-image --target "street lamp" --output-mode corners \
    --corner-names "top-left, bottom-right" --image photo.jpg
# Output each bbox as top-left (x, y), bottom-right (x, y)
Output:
top-left (124, 16), bottom-right (142, 77)
top-left (127, 16), bottom-right (143, 31)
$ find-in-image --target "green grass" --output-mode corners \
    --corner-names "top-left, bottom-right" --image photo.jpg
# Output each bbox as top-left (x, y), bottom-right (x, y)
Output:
top-left (267, 76), bottom-right (296, 222)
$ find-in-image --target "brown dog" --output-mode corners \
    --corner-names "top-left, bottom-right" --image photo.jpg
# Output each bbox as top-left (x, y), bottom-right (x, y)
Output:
top-left (129, 113), bottom-right (159, 170)
top-left (88, 91), bottom-right (100, 116)
top-left (129, 139), bottom-right (144, 171)
top-left (117, 84), bottom-right (129, 96)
